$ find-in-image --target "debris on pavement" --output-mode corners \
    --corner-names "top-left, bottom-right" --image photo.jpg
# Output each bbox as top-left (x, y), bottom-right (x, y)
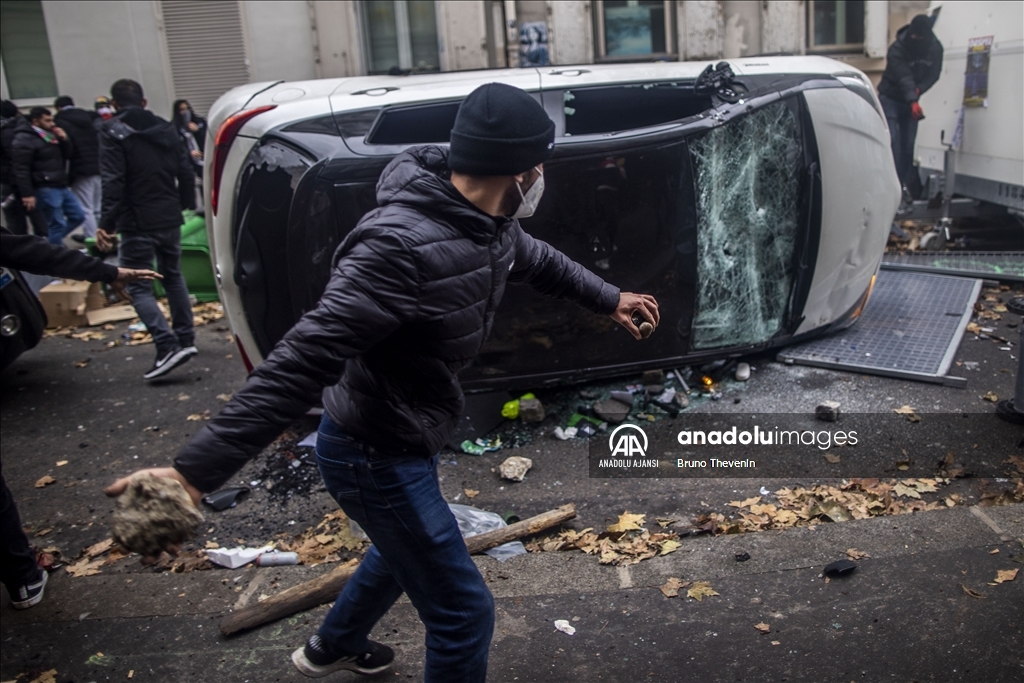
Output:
top-left (462, 437), bottom-right (503, 455)
top-left (823, 559), bottom-right (857, 578)
top-left (111, 473), bottom-right (204, 557)
top-left (450, 503), bottom-right (526, 561)
top-left (735, 362), bottom-right (751, 381)
top-left (754, 622), bottom-right (771, 634)
top-left (206, 545), bottom-right (276, 569)
top-left (960, 583), bottom-right (985, 599)
top-left (34, 475), bottom-right (56, 488)
top-left (518, 398), bottom-right (545, 422)
top-left (993, 568), bottom-right (1018, 584)
top-left (734, 551), bottom-right (751, 562)
top-left (593, 399), bottom-right (629, 423)
top-left (277, 509), bottom-right (367, 565)
top-left (845, 548), bottom-right (870, 560)
top-left (553, 619), bottom-right (576, 635)
top-left (815, 400), bottom-right (841, 422)
top-left (499, 455), bottom-right (533, 482)
top-left (201, 486), bottom-right (251, 511)
top-left (527, 512), bottom-right (681, 566)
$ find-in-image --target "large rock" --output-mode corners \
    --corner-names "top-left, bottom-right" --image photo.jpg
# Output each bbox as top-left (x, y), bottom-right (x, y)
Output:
top-left (111, 474), bottom-right (203, 557)
top-left (593, 399), bottom-right (630, 424)
top-left (499, 456), bottom-right (533, 482)
top-left (519, 398), bottom-right (546, 423)
top-left (815, 400), bottom-right (841, 422)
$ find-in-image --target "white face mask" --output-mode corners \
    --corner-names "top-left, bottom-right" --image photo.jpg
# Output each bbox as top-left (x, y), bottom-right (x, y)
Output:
top-left (511, 167), bottom-right (544, 219)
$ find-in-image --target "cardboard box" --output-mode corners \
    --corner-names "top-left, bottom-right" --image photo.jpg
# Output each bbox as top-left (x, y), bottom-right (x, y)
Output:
top-left (38, 280), bottom-right (102, 328)
top-left (85, 304), bottom-right (137, 326)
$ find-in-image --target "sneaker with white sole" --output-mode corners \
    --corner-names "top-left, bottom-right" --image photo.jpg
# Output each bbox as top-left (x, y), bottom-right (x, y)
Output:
top-left (180, 345), bottom-right (198, 358)
top-left (143, 346), bottom-right (194, 380)
top-left (10, 568), bottom-right (48, 610)
top-left (291, 635), bottom-right (394, 677)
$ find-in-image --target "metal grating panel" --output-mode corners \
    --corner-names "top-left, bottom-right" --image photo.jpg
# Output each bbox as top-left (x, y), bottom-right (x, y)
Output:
top-left (778, 270), bottom-right (981, 386)
top-left (882, 251), bottom-right (1024, 283)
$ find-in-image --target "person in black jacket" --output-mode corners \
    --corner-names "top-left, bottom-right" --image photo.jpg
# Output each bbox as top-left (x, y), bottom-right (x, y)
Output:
top-left (1, 101), bottom-right (47, 236)
top-left (54, 96), bottom-right (102, 240)
top-left (96, 79), bottom-right (197, 381)
top-left (171, 99), bottom-right (206, 210)
top-left (0, 227), bottom-right (158, 612)
top-left (877, 14), bottom-right (943, 195)
top-left (105, 83), bottom-right (659, 682)
top-left (10, 107), bottom-right (85, 245)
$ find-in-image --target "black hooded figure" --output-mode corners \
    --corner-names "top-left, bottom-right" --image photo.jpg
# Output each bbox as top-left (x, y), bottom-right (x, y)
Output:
top-left (877, 14), bottom-right (943, 195)
top-left (171, 99), bottom-right (207, 171)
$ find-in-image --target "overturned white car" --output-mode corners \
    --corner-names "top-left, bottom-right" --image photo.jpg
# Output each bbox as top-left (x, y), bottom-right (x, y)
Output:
top-left (203, 56), bottom-right (899, 390)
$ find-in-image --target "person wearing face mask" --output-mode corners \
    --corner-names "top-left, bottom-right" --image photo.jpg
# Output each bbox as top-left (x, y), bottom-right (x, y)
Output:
top-left (104, 82), bottom-right (658, 682)
top-left (171, 100), bottom-right (207, 210)
top-left (877, 14), bottom-right (943, 199)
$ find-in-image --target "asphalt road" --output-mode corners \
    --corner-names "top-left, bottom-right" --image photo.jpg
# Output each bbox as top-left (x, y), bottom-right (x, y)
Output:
top-left (1, 283), bottom-right (1022, 682)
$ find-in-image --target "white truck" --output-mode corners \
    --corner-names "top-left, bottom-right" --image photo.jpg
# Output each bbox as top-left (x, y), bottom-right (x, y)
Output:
top-left (914, 0), bottom-right (1024, 239)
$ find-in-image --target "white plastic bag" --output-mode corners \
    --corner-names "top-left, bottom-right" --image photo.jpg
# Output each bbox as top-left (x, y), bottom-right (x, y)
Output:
top-left (449, 503), bottom-right (527, 562)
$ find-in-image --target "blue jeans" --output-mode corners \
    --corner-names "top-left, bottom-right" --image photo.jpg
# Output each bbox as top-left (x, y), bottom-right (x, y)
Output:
top-left (35, 186), bottom-right (85, 245)
top-left (119, 229), bottom-right (194, 354)
top-left (315, 415), bottom-right (494, 683)
top-left (879, 94), bottom-right (918, 190)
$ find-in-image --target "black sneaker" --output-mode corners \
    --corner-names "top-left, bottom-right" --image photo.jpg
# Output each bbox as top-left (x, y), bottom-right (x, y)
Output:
top-left (143, 346), bottom-right (194, 380)
top-left (10, 568), bottom-right (48, 610)
top-left (291, 635), bottom-right (394, 677)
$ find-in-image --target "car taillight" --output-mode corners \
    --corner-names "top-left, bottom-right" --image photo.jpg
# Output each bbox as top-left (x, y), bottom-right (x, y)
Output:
top-left (210, 105), bottom-right (277, 216)
top-left (235, 336), bottom-right (255, 374)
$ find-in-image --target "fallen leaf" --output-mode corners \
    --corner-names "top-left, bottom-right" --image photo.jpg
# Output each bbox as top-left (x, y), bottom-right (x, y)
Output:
top-left (464, 488), bottom-right (480, 499)
top-left (982, 391), bottom-right (999, 403)
top-left (35, 475), bottom-right (56, 488)
top-left (728, 496), bottom-right (761, 509)
top-left (959, 583), bottom-right (985, 599)
top-left (56, 460), bottom-right (68, 467)
top-left (893, 405), bottom-right (921, 422)
top-left (893, 483), bottom-right (921, 499)
top-left (659, 577), bottom-right (689, 598)
top-left (204, 541), bottom-right (219, 549)
top-left (994, 568), bottom-right (1018, 584)
top-left (687, 581), bottom-right (719, 601)
top-left (607, 512), bottom-right (646, 533)
top-left (659, 539), bottom-right (681, 555)
top-left (216, 393), bottom-right (233, 402)
top-left (74, 358), bottom-right (90, 368)
top-left (824, 453), bottom-right (841, 464)
top-left (845, 548), bottom-right (870, 560)
top-left (67, 558), bottom-right (104, 577)
top-left (186, 410), bottom-right (211, 421)
top-left (85, 538), bottom-right (114, 558)
top-left (754, 622), bottom-right (771, 634)
top-left (989, 549), bottom-right (999, 555)
top-left (177, 394), bottom-right (190, 401)
top-left (29, 669), bottom-right (58, 683)
top-left (771, 640), bottom-right (781, 646)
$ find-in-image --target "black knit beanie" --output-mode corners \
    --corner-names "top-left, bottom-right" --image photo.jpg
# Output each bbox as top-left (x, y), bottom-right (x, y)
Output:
top-left (449, 83), bottom-right (555, 176)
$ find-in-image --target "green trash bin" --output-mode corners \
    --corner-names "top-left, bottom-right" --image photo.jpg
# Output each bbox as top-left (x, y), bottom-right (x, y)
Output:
top-left (86, 211), bottom-right (219, 303)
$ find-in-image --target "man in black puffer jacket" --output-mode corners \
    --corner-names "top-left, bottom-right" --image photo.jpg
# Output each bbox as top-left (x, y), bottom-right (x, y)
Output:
top-left (106, 83), bottom-right (659, 682)
top-left (54, 96), bottom-right (102, 239)
top-left (1, 101), bottom-right (47, 236)
top-left (10, 107), bottom-right (85, 245)
top-left (96, 79), bottom-right (197, 381)
top-left (877, 14), bottom-right (943, 195)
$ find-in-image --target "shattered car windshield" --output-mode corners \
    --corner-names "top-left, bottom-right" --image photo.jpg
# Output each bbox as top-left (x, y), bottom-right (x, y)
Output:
top-left (689, 100), bottom-right (803, 349)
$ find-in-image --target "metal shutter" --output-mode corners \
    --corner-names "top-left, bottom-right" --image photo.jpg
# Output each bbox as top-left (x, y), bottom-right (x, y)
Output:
top-left (160, 0), bottom-right (250, 116)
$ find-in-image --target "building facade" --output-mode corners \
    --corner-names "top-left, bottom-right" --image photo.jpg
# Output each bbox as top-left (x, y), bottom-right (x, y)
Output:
top-left (1, 0), bottom-right (929, 118)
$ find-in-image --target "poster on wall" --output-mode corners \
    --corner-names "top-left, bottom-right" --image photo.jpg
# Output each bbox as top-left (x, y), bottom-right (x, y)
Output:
top-left (962, 35), bottom-right (993, 107)
top-left (519, 21), bottom-right (550, 67)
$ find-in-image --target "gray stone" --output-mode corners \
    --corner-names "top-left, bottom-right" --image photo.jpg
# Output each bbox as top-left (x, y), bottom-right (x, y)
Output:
top-left (609, 391), bottom-right (634, 407)
top-left (111, 474), bottom-right (204, 557)
top-left (642, 369), bottom-right (665, 387)
top-left (593, 399), bottom-right (630, 423)
top-left (815, 400), bottom-right (841, 422)
top-left (519, 398), bottom-right (545, 423)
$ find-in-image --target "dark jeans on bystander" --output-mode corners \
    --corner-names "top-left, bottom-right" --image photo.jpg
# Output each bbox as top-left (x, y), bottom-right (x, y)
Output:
top-left (0, 467), bottom-right (40, 597)
top-left (119, 228), bottom-right (195, 354)
top-left (879, 94), bottom-right (919, 192)
top-left (314, 414), bottom-right (494, 683)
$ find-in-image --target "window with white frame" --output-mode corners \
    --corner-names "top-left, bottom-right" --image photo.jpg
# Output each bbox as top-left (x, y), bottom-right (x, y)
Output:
top-left (808, 0), bottom-right (866, 52)
top-left (0, 0), bottom-right (58, 101)
top-left (362, 1), bottom-right (440, 75)
top-left (595, 0), bottom-right (674, 61)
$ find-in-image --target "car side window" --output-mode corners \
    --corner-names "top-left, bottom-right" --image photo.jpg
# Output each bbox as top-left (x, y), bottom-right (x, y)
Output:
top-left (689, 99), bottom-right (803, 349)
